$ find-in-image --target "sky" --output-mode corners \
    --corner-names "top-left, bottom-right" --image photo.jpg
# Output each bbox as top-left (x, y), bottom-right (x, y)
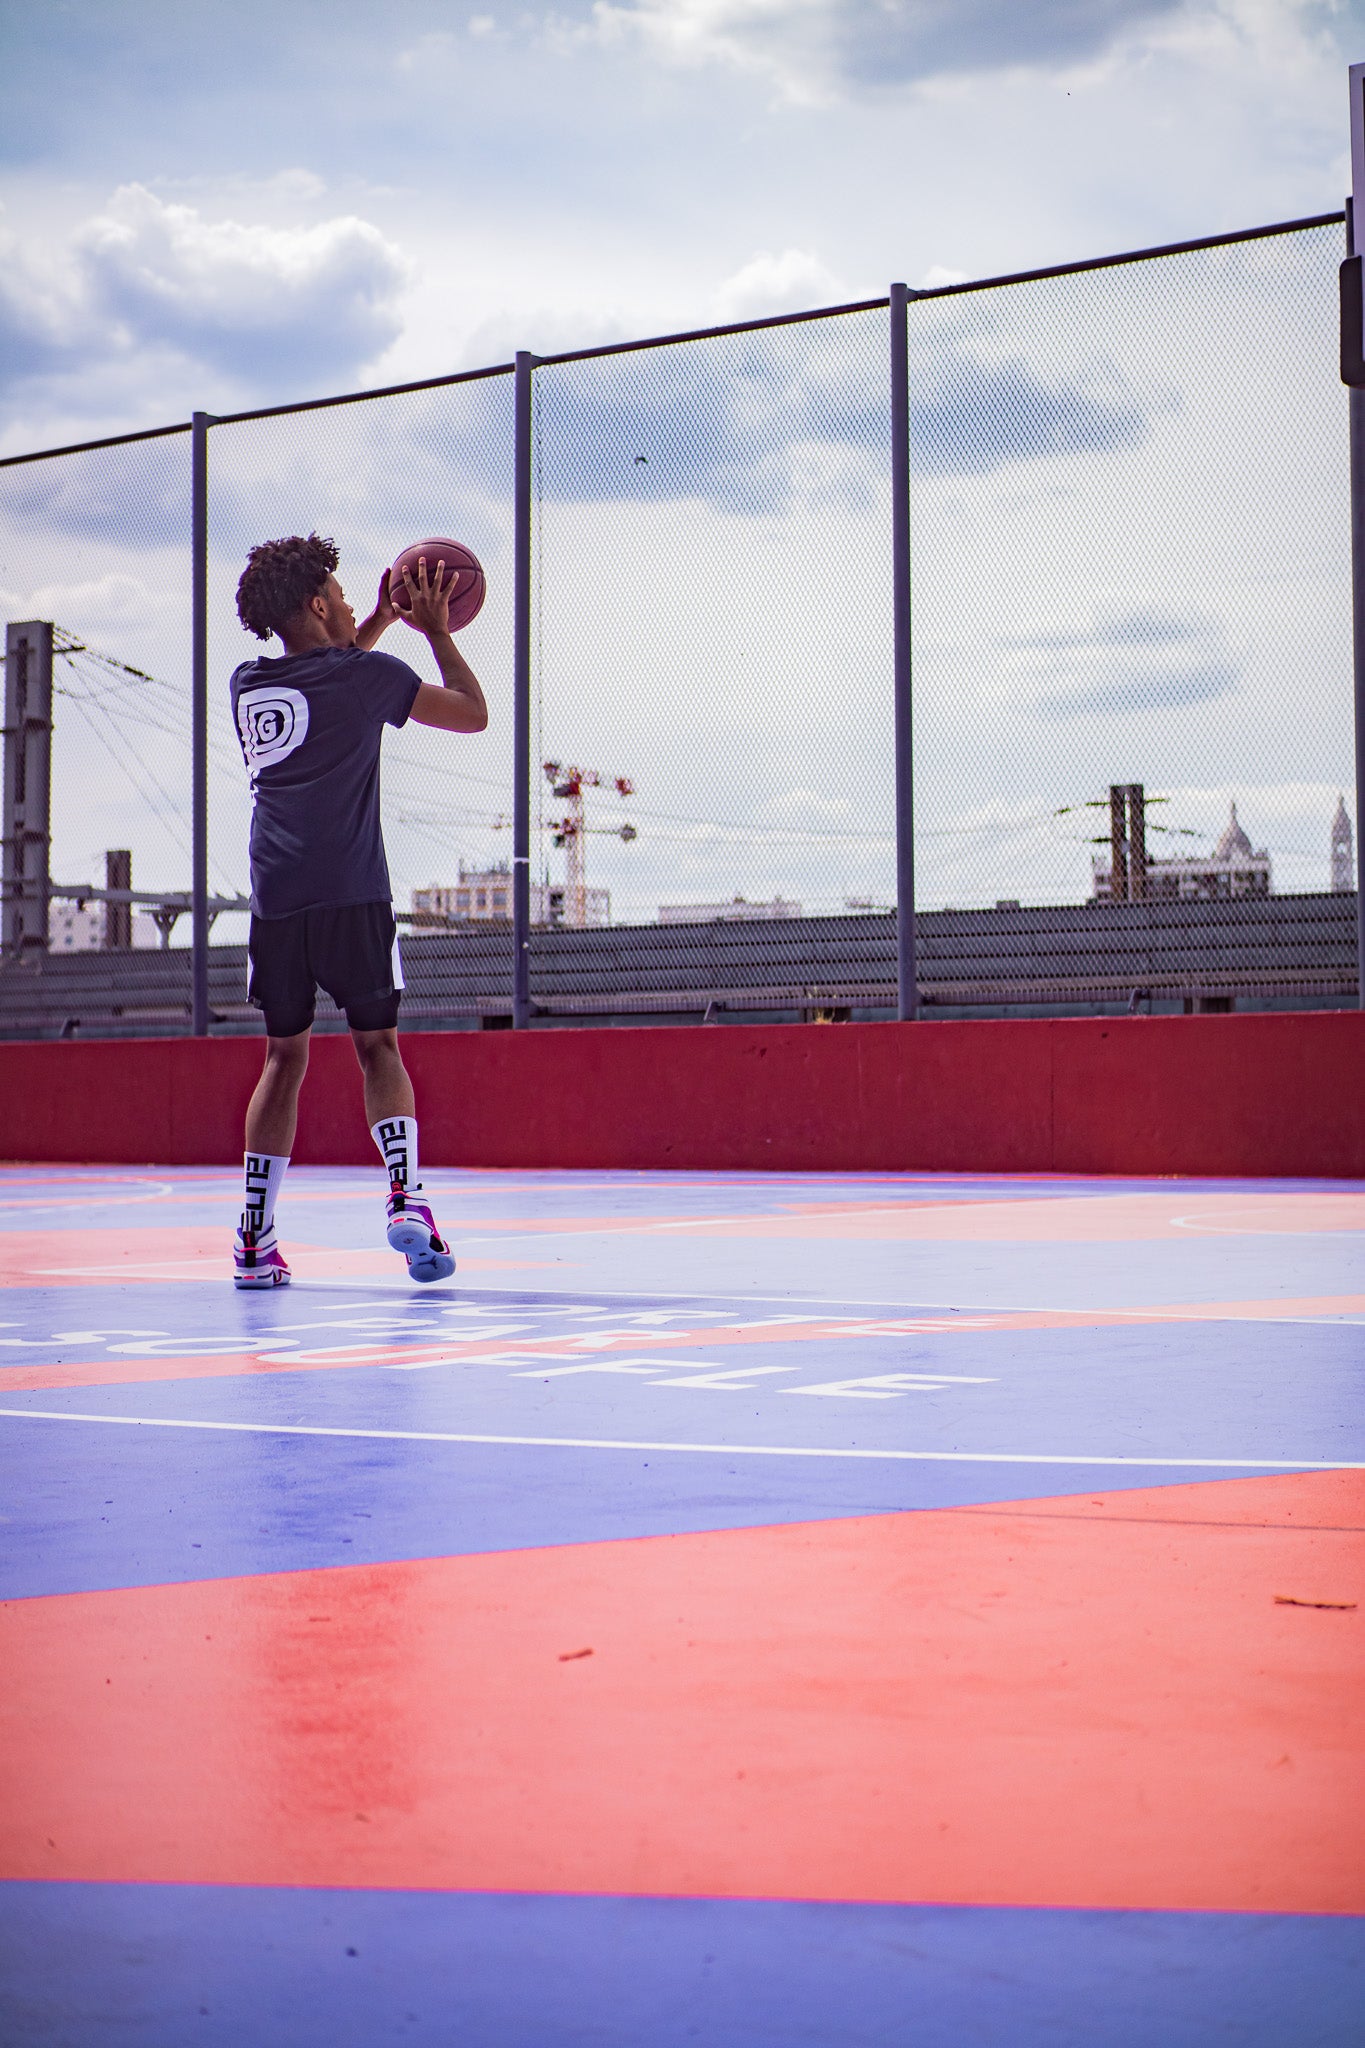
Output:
top-left (0, 0), bottom-right (1358, 444)
top-left (0, 0), bottom-right (1361, 931)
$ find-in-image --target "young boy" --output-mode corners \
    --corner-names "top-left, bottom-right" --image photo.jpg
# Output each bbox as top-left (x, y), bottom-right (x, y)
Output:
top-left (230, 532), bottom-right (487, 1289)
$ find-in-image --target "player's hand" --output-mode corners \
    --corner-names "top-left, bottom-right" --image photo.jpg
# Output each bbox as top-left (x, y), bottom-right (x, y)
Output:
top-left (373, 567), bottom-right (400, 628)
top-left (398, 554), bottom-right (452, 638)
top-left (354, 568), bottom-right (400, 649)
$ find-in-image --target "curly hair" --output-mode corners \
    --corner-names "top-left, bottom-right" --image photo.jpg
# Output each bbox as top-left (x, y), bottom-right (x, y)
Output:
top-left (236, 532), bottom-right (339, 640)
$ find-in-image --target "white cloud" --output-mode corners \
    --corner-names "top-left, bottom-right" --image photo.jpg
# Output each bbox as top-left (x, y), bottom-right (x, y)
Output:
top-left (0, 215), bottom-right (84, 380)
top-left (21, 573), bottom-right (176, 637)
top-left (460, 303), bottom-right (636, 363)
top-left (0, 186), bottom-right (410, 432)
top-left (711, 246), bottom-right (850, 319)
top-left (74, 185), bottom-right (410, 384)
top-left (591, 0), bottom-right (1196, 102)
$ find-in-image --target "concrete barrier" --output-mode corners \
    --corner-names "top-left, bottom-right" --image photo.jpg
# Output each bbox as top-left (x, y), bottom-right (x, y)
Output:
top-left (3, 1012), bottom-right (1362, 1178)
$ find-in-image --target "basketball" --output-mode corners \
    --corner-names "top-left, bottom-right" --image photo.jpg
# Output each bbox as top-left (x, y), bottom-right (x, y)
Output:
top-left (389, 537), bottom-right (486, 631)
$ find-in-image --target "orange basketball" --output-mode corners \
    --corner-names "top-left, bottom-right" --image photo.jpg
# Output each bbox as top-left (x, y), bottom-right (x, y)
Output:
top-left (389, 538), bottom-right (485, 631)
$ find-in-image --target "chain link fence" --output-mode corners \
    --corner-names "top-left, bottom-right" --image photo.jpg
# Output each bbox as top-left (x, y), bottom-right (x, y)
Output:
top-left (907, 218), bottom-right (1355, 1011)
top-left (526, 306), bottom-right (896, 1019)
top-left (0, 431), bottom-right (202, 1035)
top-left (205, 373), bottom-right (516, 1030)
top-left (1, 212), bottom-right (1359, 1039)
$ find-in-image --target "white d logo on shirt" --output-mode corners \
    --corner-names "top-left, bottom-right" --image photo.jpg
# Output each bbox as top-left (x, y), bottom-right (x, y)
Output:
top-left (238, 687), bottom-right (310, 774)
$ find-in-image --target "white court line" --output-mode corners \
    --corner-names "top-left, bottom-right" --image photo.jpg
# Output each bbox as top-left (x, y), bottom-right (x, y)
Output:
top-left (0, 1408), bottom-right (1359, 1469)
top-left (0, 1179), bottom-right (175, 1217)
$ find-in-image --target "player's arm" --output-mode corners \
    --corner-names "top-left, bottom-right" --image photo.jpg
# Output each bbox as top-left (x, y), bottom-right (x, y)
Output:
top-left (355, 569), bottom-right (399, 651)
top-left (400, 555), bottom-right (489, 734)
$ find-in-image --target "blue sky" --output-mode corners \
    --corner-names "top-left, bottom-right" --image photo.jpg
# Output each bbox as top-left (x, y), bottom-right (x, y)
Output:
top-left (1, 0), bottom-right (1360, 446)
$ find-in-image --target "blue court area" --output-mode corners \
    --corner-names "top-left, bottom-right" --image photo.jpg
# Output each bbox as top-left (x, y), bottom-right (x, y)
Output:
top-left (1, 1164), bottom-right (1362, 2045)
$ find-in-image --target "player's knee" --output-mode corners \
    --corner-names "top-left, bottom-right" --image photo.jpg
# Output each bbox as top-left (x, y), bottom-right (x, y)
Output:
top-left (265, 1033), bottom-right (310, 1080)
top-left (351, 1026), bottom-right (401, 1072)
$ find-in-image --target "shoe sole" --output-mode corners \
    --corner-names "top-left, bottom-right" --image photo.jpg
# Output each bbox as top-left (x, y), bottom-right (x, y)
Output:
top-left (233, 1269), bottom-right (291, 1289)
top-left (407, 1248), bottom-right (457, 1284)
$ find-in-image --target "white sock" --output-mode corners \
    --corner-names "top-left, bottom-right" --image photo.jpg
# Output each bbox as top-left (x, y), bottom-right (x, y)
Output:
top-left (372, 1115), bottom-right (420, 1191)
top-left (242, 1151), bottom-right (289, 1237)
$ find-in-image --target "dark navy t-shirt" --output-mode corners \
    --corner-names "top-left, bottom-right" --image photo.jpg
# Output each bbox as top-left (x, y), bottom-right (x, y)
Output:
top-left (230, 644), bottom-right (421, 919)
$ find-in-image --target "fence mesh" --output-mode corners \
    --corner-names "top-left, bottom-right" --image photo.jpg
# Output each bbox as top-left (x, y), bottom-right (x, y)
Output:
top-left (0, 432), bottom-right (200, 1034)
top-left (205, 373), bottom-right (515, 1028)
top-left (527, 308), bottom-right (895, 1016)
top-left (907, 219), bottom-right (1354, 1009)
top-left (0, 215), bottom-right (1358, 1039)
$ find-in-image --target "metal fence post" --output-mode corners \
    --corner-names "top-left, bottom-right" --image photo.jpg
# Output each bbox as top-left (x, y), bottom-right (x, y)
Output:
top-left (889, 283), bottom-right (918, 1020)
top-left (1, 621), bottom-right (54, 957)
top-left (191, 410), bottom-right (210, 1037)
top-left (1348, 389), bottom-right (1365, 1008)
top-left (512, 353), bottom-right (535, 1029)
top-left (1347, 191), bottom-right (1365, 1010)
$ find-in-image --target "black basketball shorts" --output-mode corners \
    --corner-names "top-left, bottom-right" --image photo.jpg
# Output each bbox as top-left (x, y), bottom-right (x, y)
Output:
top-left (247, 901), bottom-right (404, 1038)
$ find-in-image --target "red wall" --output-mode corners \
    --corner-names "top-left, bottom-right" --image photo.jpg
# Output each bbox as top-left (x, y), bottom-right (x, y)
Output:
top-left (3, 1012), bottom-right (1362, 1178)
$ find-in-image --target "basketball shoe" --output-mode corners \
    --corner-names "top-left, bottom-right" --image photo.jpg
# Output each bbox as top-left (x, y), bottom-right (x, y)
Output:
top-left (233, 1223), bottom-right (291, 1289)
top-left (386, 1181), bottom-right (457, 1284)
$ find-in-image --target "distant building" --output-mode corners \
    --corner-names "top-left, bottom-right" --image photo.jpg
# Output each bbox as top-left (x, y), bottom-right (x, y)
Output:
top-left (658, 895), bottom-right (803, 925)
top-left (50, 899), bottom-right (190, 951)
top-left (48, 897), bottom-right (102, 952)
top-left (412, 866), bottom-right (610, 928)
top-left (1091, 800), bottom-right (1271, 903)
top-left (412, 866), bottom-right (514, 924)
top-left (1330, 795), bottom-right (1355, 893)
top-left (533, 884), bottom-right (610, 928)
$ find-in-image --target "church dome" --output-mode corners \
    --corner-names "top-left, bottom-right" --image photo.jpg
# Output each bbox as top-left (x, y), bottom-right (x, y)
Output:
top-left (1213, 800), bottom-right (1254, 862)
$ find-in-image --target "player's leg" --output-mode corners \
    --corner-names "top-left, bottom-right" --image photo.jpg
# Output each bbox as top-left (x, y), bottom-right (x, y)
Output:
top-left (246, 1030), bottom-right (311, 1155)
top-left (235, 911), bottom-right (316, 1289)
top-left (350, 1025), bottom-right (455, 1283)
top-left (312, 901), bottom-right (456, 1285)
top-left (350, 1022), bottom-right (414, 1131)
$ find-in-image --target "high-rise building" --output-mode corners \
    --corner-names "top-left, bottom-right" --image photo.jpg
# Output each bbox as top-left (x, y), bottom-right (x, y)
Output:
top-left (1330, 795), bottom-right (1355, 893)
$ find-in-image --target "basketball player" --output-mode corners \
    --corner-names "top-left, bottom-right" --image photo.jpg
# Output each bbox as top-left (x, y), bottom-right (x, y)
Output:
top-left (230, 533), bottom-right (487, 1288)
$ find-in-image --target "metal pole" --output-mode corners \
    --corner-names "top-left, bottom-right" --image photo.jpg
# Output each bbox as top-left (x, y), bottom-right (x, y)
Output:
top-left (2, 621), bottom-right (53, 957)
top-left (190, 410), bottom-right (210, 1037)
top-left (1352, 395), bottom-right (1365, 1006)
top-left (1349, 199), bottom-right (1365, 1008)
top-left (1109, 786), bottom-right (1128, 902)
top-left (889, 282), bottom-right (918, 1019)
top-left (512, 353), bottom-right (534, 1028)
top-left (1127, 784), bottom-right (1147, 901)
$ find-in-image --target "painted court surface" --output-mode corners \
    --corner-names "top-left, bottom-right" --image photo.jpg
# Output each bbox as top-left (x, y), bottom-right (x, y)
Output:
top-left (0, 1164), bottom-right (1362, 2045)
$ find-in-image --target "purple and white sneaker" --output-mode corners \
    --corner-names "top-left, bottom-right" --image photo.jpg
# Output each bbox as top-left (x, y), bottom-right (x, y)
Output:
top-left (233, 1223), bottom-right (291, 1289)
top-left (386, 1181), bottom-right (456, 1284)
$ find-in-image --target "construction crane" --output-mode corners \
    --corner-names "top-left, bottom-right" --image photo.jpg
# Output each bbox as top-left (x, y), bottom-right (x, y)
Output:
top-left (542, 760), bottom-right (637, 927)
